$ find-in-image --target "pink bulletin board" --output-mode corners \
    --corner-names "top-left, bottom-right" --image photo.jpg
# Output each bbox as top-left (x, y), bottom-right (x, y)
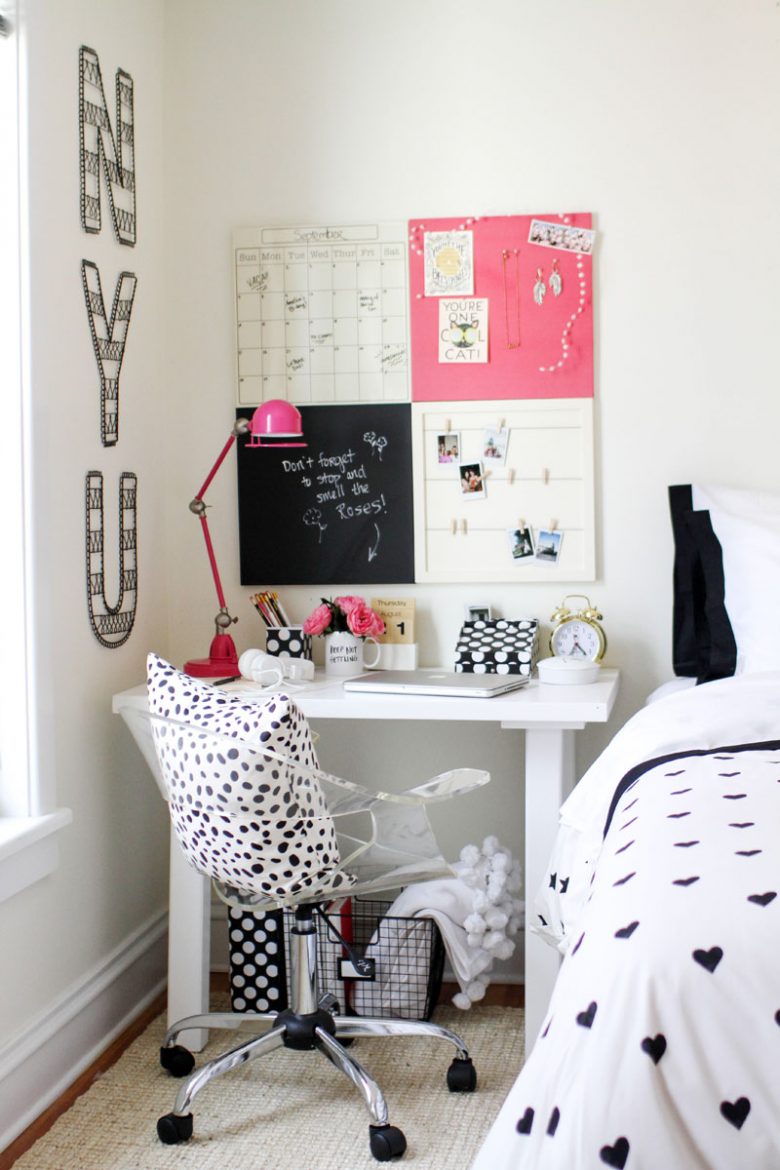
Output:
top-left (408, 213), bottom-right (594, 402)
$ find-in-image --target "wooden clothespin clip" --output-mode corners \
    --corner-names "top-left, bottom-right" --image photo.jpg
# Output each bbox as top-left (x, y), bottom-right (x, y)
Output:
top-left (499, 418), bottom-right (506, 431)
top-left (459, 518), bottom-right (468, 535)
top-left (450, 518), bottom-right (458, 535)
top-left (549, 517), bottom-right (558, 532)
top-left (518, 517), bottom-right (526, 531)
top-left (543, 468), bottom-right (550, 485)
top-left (507, 467), bottom-right (516, 485)
top-left (445, 418), bottom-right (452, 433)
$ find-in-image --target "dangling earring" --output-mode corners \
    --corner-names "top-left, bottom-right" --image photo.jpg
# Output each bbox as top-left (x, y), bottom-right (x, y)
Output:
top-left (533, 267), bottom-right (546, 306)
top-left (549, 258), bottom-right (563, 297)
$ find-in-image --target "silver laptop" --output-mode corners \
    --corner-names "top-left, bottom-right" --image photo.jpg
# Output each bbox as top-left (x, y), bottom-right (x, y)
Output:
top-left (342, 670), bottom-right (530, 698)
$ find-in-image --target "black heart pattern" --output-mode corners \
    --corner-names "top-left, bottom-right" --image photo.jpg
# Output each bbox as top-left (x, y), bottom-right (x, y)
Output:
top-left (516, 1107), bottom-right (534, 1134)
top-left (673, 876), bottom-right (700, 886)
top-left (613, 872), bottom-right (636, 887)
top-left (640, 1033), bottom-right (667, 1064)
top-left (546, 1107), bottom-right (560, 1136)
top-left (576, 1001), bottom-right (597, 1028)
top-left (747, 891), bottom-right (777, 907)
top-left (693, 946), bottom-right (723, 973)
top-left (720, 1097), bottom-right (750, 1130)
top-left (614, 920), bottom-right (639, 939)
top-left (600, 1136), bottom-right (630, 1168)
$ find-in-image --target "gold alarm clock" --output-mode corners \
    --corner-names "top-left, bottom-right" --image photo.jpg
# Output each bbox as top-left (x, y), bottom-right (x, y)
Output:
top-left (549, 595), bottom-right (607, 662)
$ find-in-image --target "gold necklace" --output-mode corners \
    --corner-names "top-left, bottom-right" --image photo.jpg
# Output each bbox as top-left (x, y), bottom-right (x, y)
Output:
top-left (501, 249), bottom-right (521, 349)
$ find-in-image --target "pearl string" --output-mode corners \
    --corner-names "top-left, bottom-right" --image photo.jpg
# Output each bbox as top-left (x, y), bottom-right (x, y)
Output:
top-left (538, 213), bottom-right (589, 374)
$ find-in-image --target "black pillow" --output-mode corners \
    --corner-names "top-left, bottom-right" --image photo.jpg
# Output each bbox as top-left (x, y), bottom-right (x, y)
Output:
top-left (668, 486), bottom-right (737, 683)
top-left (668, 485), bottom-right (705, 678)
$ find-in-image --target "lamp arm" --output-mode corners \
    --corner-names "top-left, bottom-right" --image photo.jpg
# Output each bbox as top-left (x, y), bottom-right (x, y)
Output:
top-left (188, 419), bottom-right (250, 629)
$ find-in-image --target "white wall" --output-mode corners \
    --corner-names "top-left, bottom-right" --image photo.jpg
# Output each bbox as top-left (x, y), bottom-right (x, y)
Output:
top-left (162, 0), bottom-right (780, 860)
top-left (0, 0), bottom-right (171, 1144)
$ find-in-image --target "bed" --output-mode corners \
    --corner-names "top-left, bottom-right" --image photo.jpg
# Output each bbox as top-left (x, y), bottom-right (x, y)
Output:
top-left (471, 484), bottom-right (780, 1170)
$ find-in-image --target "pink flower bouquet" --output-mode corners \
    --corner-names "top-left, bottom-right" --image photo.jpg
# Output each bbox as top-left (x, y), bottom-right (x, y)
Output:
top-left (303, 595), bottom-right (385, 639)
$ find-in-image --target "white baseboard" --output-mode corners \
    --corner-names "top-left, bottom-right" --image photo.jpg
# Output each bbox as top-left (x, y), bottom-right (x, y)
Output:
top-left (0, 909), bottom-right (167, 1153)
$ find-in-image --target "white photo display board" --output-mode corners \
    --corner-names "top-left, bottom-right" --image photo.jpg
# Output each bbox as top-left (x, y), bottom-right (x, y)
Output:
top-left (412, 398), bottom-right (595, 583)
top-left (234, 224), bottom-right (411, 406)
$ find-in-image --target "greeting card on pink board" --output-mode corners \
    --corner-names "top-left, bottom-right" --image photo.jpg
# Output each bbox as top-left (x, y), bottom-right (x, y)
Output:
top-left (409, 213), bottom-right (594, 402)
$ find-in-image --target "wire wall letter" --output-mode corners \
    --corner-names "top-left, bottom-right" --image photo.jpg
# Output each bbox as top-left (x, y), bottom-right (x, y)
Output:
top-left (81, 260), bottom-right (137, 447)
top-left (85, 471), bottom-right (138, 649)
top-left (79, 45), bottom-right (136, 245)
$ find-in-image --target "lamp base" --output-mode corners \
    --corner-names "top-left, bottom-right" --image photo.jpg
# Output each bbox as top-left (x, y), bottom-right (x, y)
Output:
top-left (184, 633), bottom-right (240, 678)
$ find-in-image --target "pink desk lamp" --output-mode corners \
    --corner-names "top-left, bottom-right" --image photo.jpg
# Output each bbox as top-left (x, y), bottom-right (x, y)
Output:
top-left (184, 399), bottom-right (306, 677)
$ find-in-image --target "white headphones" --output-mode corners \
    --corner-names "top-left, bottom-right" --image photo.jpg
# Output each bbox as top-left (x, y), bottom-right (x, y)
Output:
top-left (238, 648), bottom-right (315, 686)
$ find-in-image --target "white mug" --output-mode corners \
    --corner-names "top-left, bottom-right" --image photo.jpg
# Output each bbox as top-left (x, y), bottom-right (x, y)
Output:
top-left (324, 633), bottom-right (381, 676)
top-left (237, 648), bottom-right (285, 689)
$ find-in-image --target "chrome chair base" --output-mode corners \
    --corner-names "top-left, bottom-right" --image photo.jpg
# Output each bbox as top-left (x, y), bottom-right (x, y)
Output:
top-left (157, 907), bottom-right (478, 1162)
top-left (159, 1003), bottom-right (475, 1160)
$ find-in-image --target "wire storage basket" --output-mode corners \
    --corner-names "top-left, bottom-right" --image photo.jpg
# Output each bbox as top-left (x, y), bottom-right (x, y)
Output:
top-left (227, 898), bottom-right (445, 1022)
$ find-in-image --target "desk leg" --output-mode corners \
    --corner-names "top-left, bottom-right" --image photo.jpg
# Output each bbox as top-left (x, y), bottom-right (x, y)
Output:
top-left (168, 826), bottom-right (211, 1051)
top-left (523, 727), bottom-right (575, 1053)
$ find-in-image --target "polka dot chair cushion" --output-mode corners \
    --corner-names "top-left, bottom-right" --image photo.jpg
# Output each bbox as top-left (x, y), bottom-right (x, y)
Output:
top-left (146, 653), bottom-right (353, 905)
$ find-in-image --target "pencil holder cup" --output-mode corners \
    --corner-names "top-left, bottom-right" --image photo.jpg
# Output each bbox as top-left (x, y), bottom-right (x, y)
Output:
top-left (265, 626), bottom-right (312, 661)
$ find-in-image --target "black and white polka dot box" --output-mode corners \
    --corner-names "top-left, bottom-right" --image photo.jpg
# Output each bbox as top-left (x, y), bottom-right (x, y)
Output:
top-left (265, 625), bottom-right (312, 660)
top-left (455, 619), bottom-right (539, 676)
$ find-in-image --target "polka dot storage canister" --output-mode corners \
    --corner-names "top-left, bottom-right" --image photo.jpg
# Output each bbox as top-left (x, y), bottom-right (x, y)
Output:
top-left (228, 908), bottom-right (288, 1013)
top-left (454, 619), bottom-right (539, 677)
top-left (265, 625), bottom-right (312, 660)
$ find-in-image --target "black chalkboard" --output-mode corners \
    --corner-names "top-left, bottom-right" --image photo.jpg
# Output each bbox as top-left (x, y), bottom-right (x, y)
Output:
top-left (237, 403), bottom-right (415, 585)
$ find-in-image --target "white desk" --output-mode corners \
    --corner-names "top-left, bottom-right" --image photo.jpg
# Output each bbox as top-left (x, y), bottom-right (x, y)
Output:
top-left (113, 669), bottom-right (619, 1051)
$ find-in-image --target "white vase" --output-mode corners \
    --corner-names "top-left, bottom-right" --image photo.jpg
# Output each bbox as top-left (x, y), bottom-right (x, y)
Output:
top-left (324, 631), bottom-right (380, 676)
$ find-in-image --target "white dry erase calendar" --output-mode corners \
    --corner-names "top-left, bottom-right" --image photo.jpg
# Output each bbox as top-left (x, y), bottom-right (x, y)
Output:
top-left (233, 223), bottom-right (412, 406)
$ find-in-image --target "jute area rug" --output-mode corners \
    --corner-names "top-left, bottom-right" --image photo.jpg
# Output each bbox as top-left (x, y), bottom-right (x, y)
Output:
top-left (15, 1004), bottom-right (523, 1170)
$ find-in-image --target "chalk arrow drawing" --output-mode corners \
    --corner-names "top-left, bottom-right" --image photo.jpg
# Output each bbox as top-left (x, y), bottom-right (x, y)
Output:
top-left (368, 523), bottom-right (381, 562)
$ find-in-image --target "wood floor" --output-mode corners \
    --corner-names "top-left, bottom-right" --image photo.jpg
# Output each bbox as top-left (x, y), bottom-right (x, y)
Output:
top-left (0, 976), bottom-right (523, 1168)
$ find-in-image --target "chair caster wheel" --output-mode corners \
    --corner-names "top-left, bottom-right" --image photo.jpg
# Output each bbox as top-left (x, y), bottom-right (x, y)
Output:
top-left (369, 1123), bottom-right (407, 1161)
top-left (159, 1044), bottom-right (195, 1077)
top-left (157, 1112), bottom-right (194, 1144)
top-left (447, 1056), bottom-right (477, 1092)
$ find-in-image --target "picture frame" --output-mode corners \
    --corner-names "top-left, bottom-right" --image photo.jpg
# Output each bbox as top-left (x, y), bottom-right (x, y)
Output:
top-left (535, 528), bottom-right (563, 563)
top-left (482, 427), bottom-right (508, 465)
top-left (437, 430), bottom-right (461, 464)
top-left (465, 604), bottom-right (492, 621)
top-left (508, 526), bottom-right (535, 560)
top-left (459, 461), bottom-right (486, 499)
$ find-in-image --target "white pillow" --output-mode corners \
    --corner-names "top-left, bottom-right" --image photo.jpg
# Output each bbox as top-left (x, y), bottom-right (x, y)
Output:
top-left (146, 653), bottom-right (353, 902)
top-left (692, 484), bottom-right (780, 674)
